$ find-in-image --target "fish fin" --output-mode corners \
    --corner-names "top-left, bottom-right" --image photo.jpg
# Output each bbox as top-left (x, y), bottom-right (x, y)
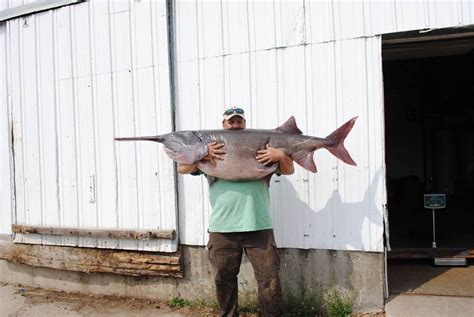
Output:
top-left (206, 175), bottom-right (216, 187)
top-left (325, 116), bottom-right (358, 166)
top-left (276, 116), bottom-right (303, 134)
top-left (257, 163), bottom-right (278, 173)
top-left (261, 174), bottom-right (273, 187)
top-left (164, 143), bottom-right (208, 164)
top-left (295, 151), bottom-right (318, 173)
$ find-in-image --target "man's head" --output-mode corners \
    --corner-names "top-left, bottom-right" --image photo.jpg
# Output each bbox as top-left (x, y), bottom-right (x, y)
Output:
top-left (222, 106), bottom-right (246, 130)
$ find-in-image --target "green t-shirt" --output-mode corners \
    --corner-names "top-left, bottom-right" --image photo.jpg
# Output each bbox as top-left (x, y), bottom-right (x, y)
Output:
top-left (208, 179), bottom-right (272, 232)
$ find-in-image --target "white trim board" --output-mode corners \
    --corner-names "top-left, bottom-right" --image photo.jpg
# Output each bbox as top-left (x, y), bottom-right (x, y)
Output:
top-left (0, 0), bottom-right (85, 22)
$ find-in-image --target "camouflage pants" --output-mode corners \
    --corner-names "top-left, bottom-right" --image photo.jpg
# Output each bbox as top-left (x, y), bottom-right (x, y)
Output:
top-left (207, 229), bottom-right (283, 317)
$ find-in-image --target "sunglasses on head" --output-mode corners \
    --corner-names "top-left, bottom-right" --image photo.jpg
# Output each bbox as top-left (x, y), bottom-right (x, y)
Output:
top-left (223, 108), bottom-right (244, 116)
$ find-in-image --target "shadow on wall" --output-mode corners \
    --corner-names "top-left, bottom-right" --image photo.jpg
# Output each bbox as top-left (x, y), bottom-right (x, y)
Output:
top-left (268, 169), bottom-right (385, 311)
top-left (270, 168), bottom-right (384, 251)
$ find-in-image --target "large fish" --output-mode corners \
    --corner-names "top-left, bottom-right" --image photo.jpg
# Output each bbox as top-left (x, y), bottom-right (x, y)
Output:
top-left (115, 116), bottom-right (357, 181)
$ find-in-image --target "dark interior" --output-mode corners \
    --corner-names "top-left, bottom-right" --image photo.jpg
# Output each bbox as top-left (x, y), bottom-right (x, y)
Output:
top-left (383, 48), bottom-right (474, 250)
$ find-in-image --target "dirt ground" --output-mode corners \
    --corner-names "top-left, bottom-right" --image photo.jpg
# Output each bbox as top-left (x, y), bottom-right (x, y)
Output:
top-left (0, 282), bottom-right (219, 317)
top-left (0, 282), bottom-right (385, 316)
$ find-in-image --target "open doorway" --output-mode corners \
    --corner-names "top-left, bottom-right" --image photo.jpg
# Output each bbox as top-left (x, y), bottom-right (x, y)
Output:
top-left (383, 27), bottom-right (474, 297)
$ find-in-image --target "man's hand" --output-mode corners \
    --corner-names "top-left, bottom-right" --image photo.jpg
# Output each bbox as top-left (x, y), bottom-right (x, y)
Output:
top-left (256, 145), bottom-right (285, 165)
top-left (203, 142), bottom-right (226, 165)
top-left (178, 142), bottom-right (225, 174)
top-left (256, 144), bottom-right (294, 175)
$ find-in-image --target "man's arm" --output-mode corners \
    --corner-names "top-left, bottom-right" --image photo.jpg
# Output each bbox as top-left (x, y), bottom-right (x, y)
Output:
top-left (177, 163), bottom-right (199, 174)
top-left (256, 145), bottom-right (295, 175)
top-left (276, 152), bottom-right (295, 175)
top-left (177, 142), bottom-right (225, 174)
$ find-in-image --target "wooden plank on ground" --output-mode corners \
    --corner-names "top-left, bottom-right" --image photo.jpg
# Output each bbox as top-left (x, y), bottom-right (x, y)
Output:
top-left (0, 241), bottom-right (182, 277)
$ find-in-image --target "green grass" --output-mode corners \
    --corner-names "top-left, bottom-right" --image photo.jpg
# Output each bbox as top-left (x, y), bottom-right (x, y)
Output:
top-left (168, 296), bottom-right (219, 311)
top-left (283, 289), bottom-right (323, 316)
top-left (168, 287), bottom-right (354, 317)
top-left (238, 301), bottom-right (260, 314)
top-left (168, 296), bottom-right (260, 315)
top-left (322, 287), bottom-right (354, 317)
top-left (168, 297), bottom-right (192, 308)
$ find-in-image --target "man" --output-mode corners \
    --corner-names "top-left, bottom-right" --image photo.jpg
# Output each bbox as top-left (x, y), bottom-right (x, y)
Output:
top-left (178, 107), bottom-right (294, 317)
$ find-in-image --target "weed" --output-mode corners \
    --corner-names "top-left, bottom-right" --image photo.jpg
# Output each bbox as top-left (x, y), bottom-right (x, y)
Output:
top-left (168, 296), bottom-right (260, 315)
top-left (168, 296), bottom-right (220, 311)
top-left (283, 288), bottom-right (322, 316)
top-left (322, 287), bottom-right (354, 317)
top-left (190, 298), bottom-right (211, 308)
top-left (168, 297), bottom-right (191, 308)
top-left (238, 301), bottom-right (260, 314)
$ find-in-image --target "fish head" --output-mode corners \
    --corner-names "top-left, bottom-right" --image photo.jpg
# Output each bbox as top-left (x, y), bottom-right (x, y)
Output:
top-left (161, 131), bottom-right (209, 165)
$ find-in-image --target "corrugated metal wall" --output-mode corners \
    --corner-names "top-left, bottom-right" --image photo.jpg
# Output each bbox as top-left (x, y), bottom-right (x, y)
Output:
top-left (0, 0), bottom-right (13, 236)
top-left (0, 0), bottom-right (177, 252)
top-left (1, 0), bottom-right (474, 252)
top-left (174, 0), bottom-right (474, 251)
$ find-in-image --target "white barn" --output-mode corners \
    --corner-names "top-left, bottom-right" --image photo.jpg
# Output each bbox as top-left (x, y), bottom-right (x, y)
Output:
top-left (1, 0), bottom-right (474, 313)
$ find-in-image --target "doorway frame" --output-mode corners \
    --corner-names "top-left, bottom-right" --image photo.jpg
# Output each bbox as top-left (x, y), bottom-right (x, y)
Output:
top-left (381, 24), bottom-right (474, 299)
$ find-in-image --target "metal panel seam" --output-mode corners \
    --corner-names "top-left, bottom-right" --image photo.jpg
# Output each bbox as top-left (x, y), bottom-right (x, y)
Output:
top-left (34, 14), bottom-right (45, 232)
top-left (107, 0), bottom-right (119, 229)
top-left (87, 0), bottom-right (99, 230)
top-left (19, 18), bottom-right (28, 230)
top-left (6, 21), bottom-right (17, 237)
top-left (129, 0), bottom-right (141, 242)
top-left (69, 6), bottom-right (80, 233)
top-left (166, 0), bottom-right (179, 241)
top-left (150, 0), bottom-right (163, 235)
top-left (52, 9), bottom-right (62, 231)
top-left (364, 36), bottom-right (372, 250)
top-left (193, 2), bottom-right (205, 244)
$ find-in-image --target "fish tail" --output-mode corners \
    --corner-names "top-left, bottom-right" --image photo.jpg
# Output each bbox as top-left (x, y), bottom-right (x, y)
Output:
top-left (325, 117), bottom-right (358, 166)
top-left (114, 136), bottom-right (165, 142)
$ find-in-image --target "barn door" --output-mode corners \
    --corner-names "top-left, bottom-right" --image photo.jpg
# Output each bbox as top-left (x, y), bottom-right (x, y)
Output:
top-left (6, 0), bottom-right (177, 252)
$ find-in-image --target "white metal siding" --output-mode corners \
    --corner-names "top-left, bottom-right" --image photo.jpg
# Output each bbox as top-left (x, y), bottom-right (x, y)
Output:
top-left (174, 0), bottom-right (474, 251)
top-left (175, 34), bottom-right (385, 252)
top-left (173, 0), bottom-right (474, 61)
top-left (1, 1), bottom-right (14, 236)
top-left (2, 0), bottom-right (177, 252)
top-left (2, 0), bottom-right (474, 252)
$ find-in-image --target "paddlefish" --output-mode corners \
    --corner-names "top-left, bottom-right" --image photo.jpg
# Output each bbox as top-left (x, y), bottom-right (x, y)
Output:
top-left (115, 116), bottom-right (357, 181)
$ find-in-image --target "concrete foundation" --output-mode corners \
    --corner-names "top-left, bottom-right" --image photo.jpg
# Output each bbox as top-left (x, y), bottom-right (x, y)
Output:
top-left (280, 249), bottom-right (384, 312)
top-left (0, 245), bottom-right (384, 313)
